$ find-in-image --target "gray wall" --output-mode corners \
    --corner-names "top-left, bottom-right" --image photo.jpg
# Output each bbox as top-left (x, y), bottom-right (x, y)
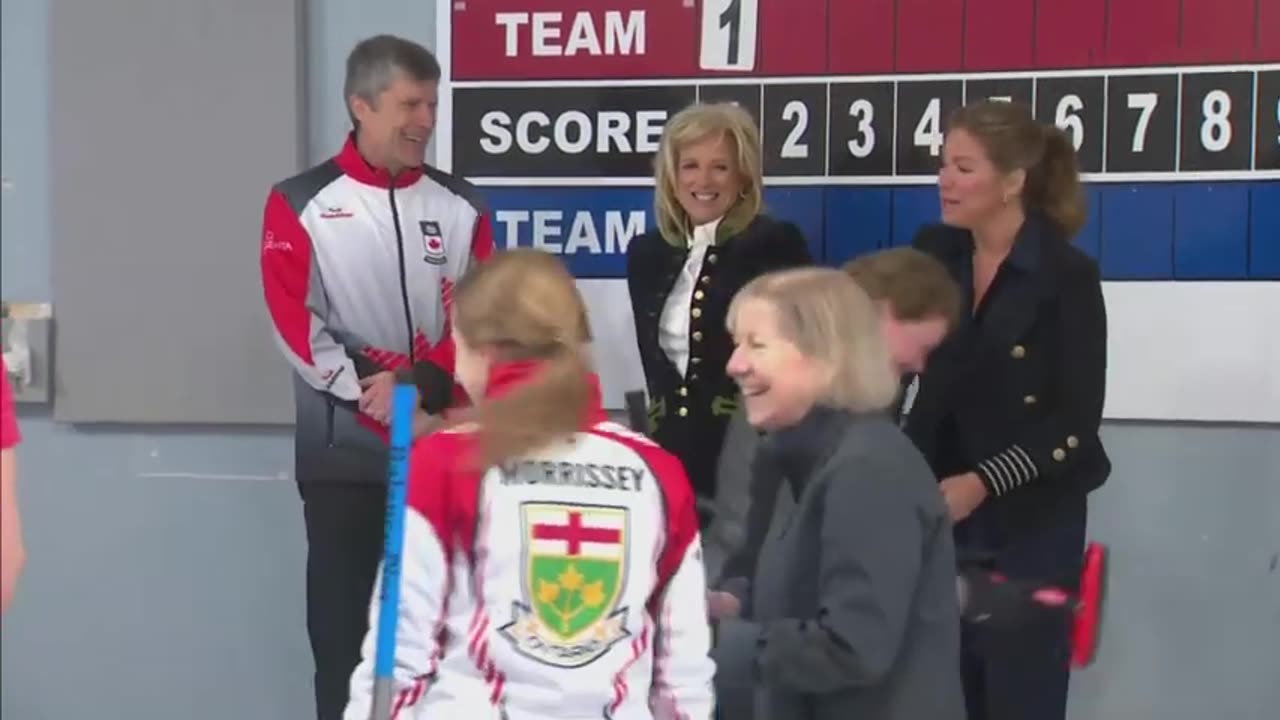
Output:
top-left (1, 0), bottom-right (1277, 718)
top-left (47, 0), bottom-right (304, 425)
top-left (0, 0), bottom-right (432, 717)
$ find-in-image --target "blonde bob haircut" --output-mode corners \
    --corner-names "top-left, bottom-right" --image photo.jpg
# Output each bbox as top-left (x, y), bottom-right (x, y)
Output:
top-left (652, 101), bottom-right (764, 246)
top-left (727, 267), bottom-right (901, 414)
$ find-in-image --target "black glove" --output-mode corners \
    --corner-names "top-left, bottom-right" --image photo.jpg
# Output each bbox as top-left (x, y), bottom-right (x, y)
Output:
top-left (395, 361), bottom-right (454, 416)
top-left (959, 568), bottom-right (1073, 629)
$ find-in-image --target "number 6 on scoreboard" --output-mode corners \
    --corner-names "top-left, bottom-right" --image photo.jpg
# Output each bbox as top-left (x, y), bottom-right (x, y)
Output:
top-left (700, 0), bottom-right (758, 72)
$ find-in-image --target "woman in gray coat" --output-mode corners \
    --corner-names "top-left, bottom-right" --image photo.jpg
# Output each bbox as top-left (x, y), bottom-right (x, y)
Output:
top-left (710, 266), bottom-right (965, 720)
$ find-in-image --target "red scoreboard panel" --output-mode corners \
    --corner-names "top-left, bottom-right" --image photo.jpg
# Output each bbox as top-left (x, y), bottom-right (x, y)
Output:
top-left (451, 0), bottom-right (701, 80)
top-left (451, 0), bottom-right (1280, 81)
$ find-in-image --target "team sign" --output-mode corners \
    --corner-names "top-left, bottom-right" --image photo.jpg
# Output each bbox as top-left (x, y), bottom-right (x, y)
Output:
top-left (449, 0), bottom-right (1279, 279)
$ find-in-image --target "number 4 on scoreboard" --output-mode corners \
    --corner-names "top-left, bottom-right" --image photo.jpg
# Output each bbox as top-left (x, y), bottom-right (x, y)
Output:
top-left (700, 0), bottom-right (758, 72)
top-left (913, 98), bottom-right (945, 158)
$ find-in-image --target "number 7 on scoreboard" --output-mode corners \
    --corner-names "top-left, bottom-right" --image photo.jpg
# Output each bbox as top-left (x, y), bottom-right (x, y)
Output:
top-left (700, 0), bottom-right (758, 72)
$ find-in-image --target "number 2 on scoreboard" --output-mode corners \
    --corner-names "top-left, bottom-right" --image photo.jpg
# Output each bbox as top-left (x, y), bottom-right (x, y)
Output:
top-left (700, 0), bottom-right (758, 72)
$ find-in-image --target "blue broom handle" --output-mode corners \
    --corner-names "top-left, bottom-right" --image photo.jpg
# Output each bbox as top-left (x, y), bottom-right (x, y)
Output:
top-left (370, 383), bottom-right (419, 719)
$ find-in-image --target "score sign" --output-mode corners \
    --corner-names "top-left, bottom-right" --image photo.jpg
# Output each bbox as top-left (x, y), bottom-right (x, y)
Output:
top-left (454, 67), bottom-right (1279, 183)
top-left (442, 0), bottom-right (1280, 426)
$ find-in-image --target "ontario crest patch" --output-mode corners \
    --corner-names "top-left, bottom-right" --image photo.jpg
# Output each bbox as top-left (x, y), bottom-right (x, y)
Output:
top-left (498, 502), bottom-right (631, 668)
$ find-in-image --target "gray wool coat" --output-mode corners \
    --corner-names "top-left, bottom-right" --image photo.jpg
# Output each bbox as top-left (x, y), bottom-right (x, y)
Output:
top-left (708, 405), bottom-right (965, 720)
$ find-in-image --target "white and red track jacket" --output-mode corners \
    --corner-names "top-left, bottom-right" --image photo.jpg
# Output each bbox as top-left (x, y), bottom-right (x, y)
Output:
top-left (260, 134), bottom-right (495, 473)
top-left (344, 361), bottom-right (718, 720)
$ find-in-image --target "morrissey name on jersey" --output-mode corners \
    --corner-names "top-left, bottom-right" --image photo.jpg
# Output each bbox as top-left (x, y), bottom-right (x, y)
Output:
top-left (499, 459), bottom-right (647, 492)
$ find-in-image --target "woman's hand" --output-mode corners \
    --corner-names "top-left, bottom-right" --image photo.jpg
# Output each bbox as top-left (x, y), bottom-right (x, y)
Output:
top-left (1, 525), bottom-right (25, 613)
top-left (1, 448), bottom-right (25, 614)
top-left (939, 472), bottom-right (989, 522)
top-left (707, 590), bottom-right (741, 620)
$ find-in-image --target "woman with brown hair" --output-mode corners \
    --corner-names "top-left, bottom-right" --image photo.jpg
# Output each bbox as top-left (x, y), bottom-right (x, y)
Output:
top-left (626, 101), bottom-right (813, 531)
top-left (904, 99), bottom-right (1111, 720)
top-left (344, 249), bottom-right (716, 720)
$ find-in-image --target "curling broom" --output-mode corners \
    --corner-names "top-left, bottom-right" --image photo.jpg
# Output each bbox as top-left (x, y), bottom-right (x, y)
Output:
top-left (1070, 541), bottom-right (1108, 668)
top-left (370, 382), bottom-right (420, 720)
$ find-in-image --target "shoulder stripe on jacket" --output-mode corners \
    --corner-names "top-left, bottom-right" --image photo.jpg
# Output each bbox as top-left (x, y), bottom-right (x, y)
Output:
top-left (274, 159), bottom-right (343, 215)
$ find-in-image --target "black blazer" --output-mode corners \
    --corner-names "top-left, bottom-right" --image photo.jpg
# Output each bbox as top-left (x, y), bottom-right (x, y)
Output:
top-left (903, 213), bottom-right (1111, 538)
top-left (625, 213), bottom-right (813, 506)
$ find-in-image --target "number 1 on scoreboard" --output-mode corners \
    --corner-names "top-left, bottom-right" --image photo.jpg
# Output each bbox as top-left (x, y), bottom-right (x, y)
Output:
top-left (700, 0), bottom-right (758, 72)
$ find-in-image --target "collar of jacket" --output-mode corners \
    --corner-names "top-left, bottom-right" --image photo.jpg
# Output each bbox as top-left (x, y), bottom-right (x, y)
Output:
top-left (480, 358), bottom-right (609, 427)
top-left (960, 209), bottom-right (1059, 273)
top-left (758, 404), bottom-right (853, 493)
top-left (334, 131), bottom-right (425, 189)
top-left (661, 208), bottom-right (752, 248)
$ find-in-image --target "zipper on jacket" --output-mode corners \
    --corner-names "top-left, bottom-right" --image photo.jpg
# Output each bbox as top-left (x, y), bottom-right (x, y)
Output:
top-left (388, 182), bottom-right (417, 367)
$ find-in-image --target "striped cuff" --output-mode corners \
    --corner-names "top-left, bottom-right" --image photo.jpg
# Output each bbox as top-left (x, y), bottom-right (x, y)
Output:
top-left (976, 445), bottom-right (1039, 496)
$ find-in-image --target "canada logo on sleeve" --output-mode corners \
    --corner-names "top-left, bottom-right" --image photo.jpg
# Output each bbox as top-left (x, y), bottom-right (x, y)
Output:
top-left (419, 220), bottom-right (447, 265)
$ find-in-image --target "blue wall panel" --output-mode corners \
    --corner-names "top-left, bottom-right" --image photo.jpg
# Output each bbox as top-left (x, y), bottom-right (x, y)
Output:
top-left (479, 186), bottom-right (652, 278)
top-left (1173, 184), bottom-right (1250, 279)
top-left (477, 182), bottom-right (1264, 282)
top-left (1099, 185), bottom-right (1175, 279)
top-left (891, 186), bottom-right (940, 247)
top-left (764, 186), bottom-right (826, 261)
top-left (1248, 181), bottom-right (1280, 279)
top-left (824, 187), bottom-right (892, 264)
top-left (1075, 185), bottom-right (1103, 262)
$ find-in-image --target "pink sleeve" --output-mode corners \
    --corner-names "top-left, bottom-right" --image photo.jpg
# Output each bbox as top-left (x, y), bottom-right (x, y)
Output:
top-left (0, 354), bottom-right (20, 449)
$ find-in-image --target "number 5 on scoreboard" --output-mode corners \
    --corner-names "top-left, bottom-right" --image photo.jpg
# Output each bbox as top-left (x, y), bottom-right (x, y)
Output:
top-left (700, 0), bottom-right (758, 72)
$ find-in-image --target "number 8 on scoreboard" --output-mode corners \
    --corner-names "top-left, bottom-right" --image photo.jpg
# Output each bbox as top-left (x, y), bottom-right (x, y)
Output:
top-left (700, 0), bottom-right (758, 72)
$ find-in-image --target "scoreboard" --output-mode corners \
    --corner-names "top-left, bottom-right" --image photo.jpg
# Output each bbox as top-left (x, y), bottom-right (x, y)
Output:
top-left (435, 0), bottom-right (1280, 423)
top-left (454, 68), bottom-right (1276, 181)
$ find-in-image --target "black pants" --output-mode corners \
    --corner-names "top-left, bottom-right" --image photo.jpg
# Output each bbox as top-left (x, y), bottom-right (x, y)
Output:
top-left (298, 481), bottom-right (388, 720)
top-left (652, 422), bottom-right (723, 531)
top-left (955, 506), bottom-right (1086, 720)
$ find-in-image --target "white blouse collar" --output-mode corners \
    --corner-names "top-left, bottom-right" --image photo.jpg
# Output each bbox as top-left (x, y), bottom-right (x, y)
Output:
top-left (687, 216), bottom-right (723, 249)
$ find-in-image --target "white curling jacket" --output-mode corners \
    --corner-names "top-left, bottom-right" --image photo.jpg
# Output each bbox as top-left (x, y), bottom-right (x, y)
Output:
top-left (344, 361), bottom-right (718, 720)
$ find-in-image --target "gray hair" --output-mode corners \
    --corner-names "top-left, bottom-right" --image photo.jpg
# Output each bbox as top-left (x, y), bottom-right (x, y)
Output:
top-left (727, 267), bottom-right (901, 414)
top-left (343, 35), bottom-right (441, 126)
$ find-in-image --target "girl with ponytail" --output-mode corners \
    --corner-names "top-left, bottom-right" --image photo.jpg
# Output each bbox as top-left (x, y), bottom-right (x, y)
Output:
top-left (344, 248), bottom-right (717, 720)
top-left (445, 247), bottom-right (596, 468)
top-left (904, 99), bottom-right (1112, 720)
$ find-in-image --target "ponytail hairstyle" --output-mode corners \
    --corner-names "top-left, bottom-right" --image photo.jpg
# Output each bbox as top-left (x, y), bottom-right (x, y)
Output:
top-left (448, 249), bottom-right (594, 468)
top-left (948, 99), bottom-right (1088, 239)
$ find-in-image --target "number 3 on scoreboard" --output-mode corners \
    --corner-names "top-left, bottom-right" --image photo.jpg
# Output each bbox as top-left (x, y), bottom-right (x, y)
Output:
top-left (700, 0), bottom-right (758, 71)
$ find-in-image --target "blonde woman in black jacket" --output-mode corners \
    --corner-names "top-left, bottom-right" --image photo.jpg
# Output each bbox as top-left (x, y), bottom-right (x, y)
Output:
top-left (626, 101), bottom-right (813, 530)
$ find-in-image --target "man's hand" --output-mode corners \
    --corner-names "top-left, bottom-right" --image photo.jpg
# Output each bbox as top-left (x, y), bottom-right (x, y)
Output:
top-left (707, 590), bottom-right (742, 621)
top-left (413, 410), bottom-right (443, 438)
top-left (358, 371), bottom-right (397, 425)
top-left (940, 472), bottom-right (989, 522)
